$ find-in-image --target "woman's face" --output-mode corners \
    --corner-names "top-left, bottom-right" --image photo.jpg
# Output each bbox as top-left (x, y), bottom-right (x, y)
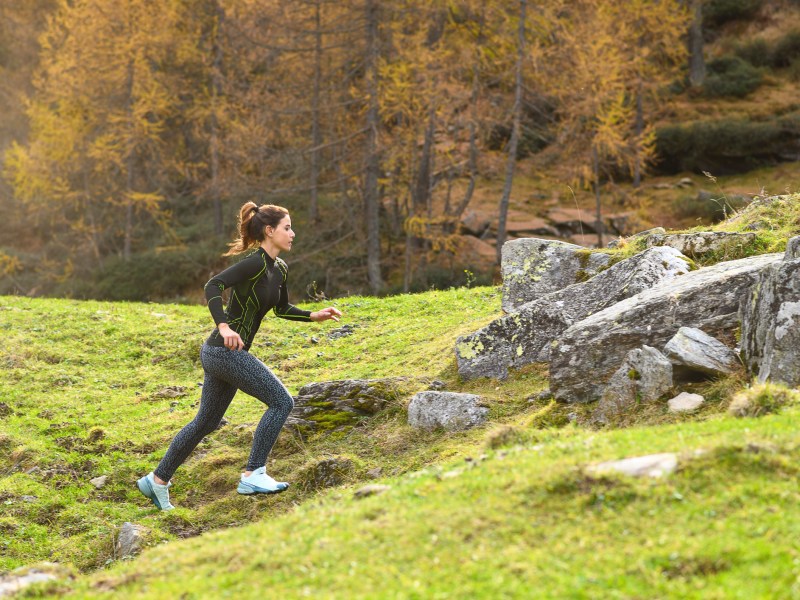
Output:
top-left (269, 215), bottom-right (294, 252)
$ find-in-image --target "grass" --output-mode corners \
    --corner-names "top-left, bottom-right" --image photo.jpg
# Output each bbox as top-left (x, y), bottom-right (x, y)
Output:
top-left (2, 196), bottom-right (800, 596)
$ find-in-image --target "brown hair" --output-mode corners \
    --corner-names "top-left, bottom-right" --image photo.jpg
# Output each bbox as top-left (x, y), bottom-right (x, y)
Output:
top-left (224, 202), bottom-right (290, 256)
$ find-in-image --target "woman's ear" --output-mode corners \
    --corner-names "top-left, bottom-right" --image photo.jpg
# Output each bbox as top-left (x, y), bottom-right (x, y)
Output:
top-left (264, 225), bottom-right (274, 238)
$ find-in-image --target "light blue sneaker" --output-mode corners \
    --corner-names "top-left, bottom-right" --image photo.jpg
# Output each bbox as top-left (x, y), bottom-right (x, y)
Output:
top-left (137, 472), bottom-right (175, 510)
top-left (237, 467), bottom-right (289, 495)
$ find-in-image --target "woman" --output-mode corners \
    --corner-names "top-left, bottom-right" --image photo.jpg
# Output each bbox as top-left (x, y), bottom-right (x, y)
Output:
top-left (138, 202), bottom-right (342, 510)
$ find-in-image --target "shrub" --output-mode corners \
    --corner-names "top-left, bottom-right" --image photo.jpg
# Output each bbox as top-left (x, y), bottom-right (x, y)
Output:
top-left (771, 30), bottom-right (800, 68)
top-left (735, 38), bottom-right (771, 67)
top-left (703, 0), bottom-right (762, 29)
top-left (655, 118), bottom-right (782, 174)
top-left (728, 382), bottom-right (800, 417)
top-left (703, 56), bottom-right (762, 98)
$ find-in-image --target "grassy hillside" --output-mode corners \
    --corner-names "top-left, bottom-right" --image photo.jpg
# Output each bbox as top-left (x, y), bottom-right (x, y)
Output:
top-left (2, 194), bottom-right (800, 598)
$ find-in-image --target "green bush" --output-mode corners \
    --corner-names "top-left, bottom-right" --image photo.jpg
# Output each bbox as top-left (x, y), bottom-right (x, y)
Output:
top-left (656, 118), bottom-right (782, 173)
top-left (703, 56), bottom-right (763, 98)
top-left (735, 38), bottom-right (772, 67)
top-left (76, 244), bottom-right (222, 301)
top-left (771, 30), bottom-right (800, 68)
top-left (703, 0), bottom-right (762, 28)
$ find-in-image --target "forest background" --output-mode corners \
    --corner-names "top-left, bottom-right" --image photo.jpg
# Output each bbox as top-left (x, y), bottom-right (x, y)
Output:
top-left (1, 0), bottom-right (799, 302)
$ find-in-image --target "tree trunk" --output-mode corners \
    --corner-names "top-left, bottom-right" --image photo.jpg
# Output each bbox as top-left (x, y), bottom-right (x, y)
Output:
top-left (593, 145), bottom-right (603, 248)
top-left (210, 0), bottom-right (225, 236)
top-left (496, 0), bottom-right (526, 265)
top-left (364, 0), bottom-right (383, 294)
top-left (687, 0), bottom-right (705, 88)
top-left (633, 81), bottom-right (643, 188)
top-left (310, 0), bottom-right (323, 223)
top-left (124, 52), bottom-right (135, 262)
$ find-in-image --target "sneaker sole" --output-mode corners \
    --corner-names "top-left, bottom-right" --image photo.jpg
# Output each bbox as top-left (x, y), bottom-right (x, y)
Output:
top-left (237, 481), bottom-right (289, 495)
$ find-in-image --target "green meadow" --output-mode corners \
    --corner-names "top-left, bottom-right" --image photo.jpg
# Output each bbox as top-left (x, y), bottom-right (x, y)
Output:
top-left (2, 194), bottom-right (800, 598)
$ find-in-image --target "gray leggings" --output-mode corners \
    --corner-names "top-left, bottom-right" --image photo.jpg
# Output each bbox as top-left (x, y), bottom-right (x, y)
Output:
top-left (154, 343), bottom-right (294, 481)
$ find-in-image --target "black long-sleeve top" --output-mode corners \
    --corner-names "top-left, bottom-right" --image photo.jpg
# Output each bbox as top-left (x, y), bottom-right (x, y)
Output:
top-left (204, 247), bottom-right (311, 351)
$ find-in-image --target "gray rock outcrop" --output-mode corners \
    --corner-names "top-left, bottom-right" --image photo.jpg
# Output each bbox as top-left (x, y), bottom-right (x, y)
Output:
top-left (740, 243), bottom-right (800, 387)
top-left (407, 392), bottom-right (488, 431)
top-left (663, 327), bottom-right (739, 378)
top-left (456, 246), bottom-right (692, 379)
top-left (290, 378), bottom-right (408, 433)
top-left (593, 346), bottom-right (673, 423)
top-left (501, 238), bottom-right (611, 312)
top-left (550, 253), bottom-right (782, 403)
top-left (646, 231), bottom-right (756, 258)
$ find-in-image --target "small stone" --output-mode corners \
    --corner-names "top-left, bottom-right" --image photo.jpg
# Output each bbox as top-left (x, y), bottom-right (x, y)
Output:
top-left (215, 417), bottom-right (229, 430)
top-left (587, 453), bottom-right (678, 478)
top-left (668, 392), bottom-right (705, 413)
top-left (366, 467), bottom-right (383, 479)
top-left (428, 379), bottom-right (446, 391)
top-left (90, 475), bottom-right (108, 489)
top-left (116, 522), bottom-right (148, 558)
top-left (407, 392), bottom-right (488, 432)
top-left (154, 386), bottom-right (187, 399)
top-left (354, 484), bottom-right (390, 499)
top-left (311, 337), bottom-right (320, 344)
top-left (21, 495), bottom-right (38, 503)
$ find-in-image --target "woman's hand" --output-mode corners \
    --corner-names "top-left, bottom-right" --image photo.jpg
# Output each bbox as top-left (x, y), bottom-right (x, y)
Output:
top-left (218, 323), bottom-right (244, 350)
top-left (310, 307), bottom-right (343, 323)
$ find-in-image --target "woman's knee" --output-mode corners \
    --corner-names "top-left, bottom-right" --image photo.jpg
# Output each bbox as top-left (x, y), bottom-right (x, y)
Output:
top-left (273, 390), bottom-right (294, 413)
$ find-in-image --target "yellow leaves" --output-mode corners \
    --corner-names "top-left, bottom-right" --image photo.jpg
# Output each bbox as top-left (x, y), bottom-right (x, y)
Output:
top-left (0, 252), bottom-right (23, 277)
top-left (404, 215), bottom-right (460, 254)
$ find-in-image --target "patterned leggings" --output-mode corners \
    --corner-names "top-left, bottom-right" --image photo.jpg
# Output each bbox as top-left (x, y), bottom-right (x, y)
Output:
top-left (154, 343), bottom-right (294, 481)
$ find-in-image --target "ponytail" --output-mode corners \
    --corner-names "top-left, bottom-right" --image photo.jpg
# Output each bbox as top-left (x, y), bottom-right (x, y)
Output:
top-left (224, 202), bottom-right (290, 256)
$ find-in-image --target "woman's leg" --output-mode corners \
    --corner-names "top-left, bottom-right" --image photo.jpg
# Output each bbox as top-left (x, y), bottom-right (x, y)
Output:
top-left (217, 350), bottom-right (294, 472)
top-left (153, 348), bottom-right (238, 482)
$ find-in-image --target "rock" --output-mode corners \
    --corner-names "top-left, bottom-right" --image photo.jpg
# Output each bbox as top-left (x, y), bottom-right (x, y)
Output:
top-left (327, 324), bottom-right (355, 340)
top-left (551, 253), bottom-right (782, 403)
top-left (785, 235), bottom-right (800, 260)
top-left (545, 207), bottom-right (600, 235)
top-left (0, 564), bottom-right (63, 597)
top-left (645, 231), bottom-right (756, 258)
top-left (455, 235), bottom-right (496, 269)
top-left (587, 453), bottom-right (678, 478)
top-left (304, 457), bottom-right (354, 490)
top-left (459, 209), bottom-right (492, 236)
top-left (21, 495), bottom-right (38, 503)
top-left (292, 378), bottom-right (407, 428)
top-left (0, 402), bottom-right (11, 417)
top-left (606, 227), bottom-right (666, 249)
top-left (593, 347), bottom-right (673, 423)
top-left (663, 327), bottom-right (740, 378)
top-left (116, 522), bottom-right (148, 558)
top-left (677, 177), bottom-right (694, 187)
top-left (505, 217), bottom-right (559, 236)
top-left (153, 386), bottom-right (187, 399)
top-left (740, 253), bottom-right (800, 387)
top-left (427, 379), bottom-right (446, 391)
top-left (500, 238), bottom-right (611, 313)
top-left (89, 475), bottom-right (108, 489)
top-left (283, 415), bottom-right (318, 438)
top-left (366, 467), bottom-right (383, 479)
top-left (456, 246), bottom-right (692, 379)
top-left (407, 392), bottom-right (488, 431)
top-left (215, 417), bottom-right (229, 430)
top-left (354, 484), bottom-right (390, 499)
top-left (668, 392), bottom-right (705, 413)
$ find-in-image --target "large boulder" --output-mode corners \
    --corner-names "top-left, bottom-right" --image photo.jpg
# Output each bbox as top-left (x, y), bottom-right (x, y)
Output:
top-left (663, 327), bottom-right (740, 378)
top-left (593, 346), bottom-right (673, 424)
top-left (645, 231), bottom-right (756, 258)
top-left (500, 238), bottom-right (611, 313)
top-left (407, 392), bottom-right (488, 431)
top-left (740, 242), bottom-right (800, 387)
top-left (456, 246), bottom-right (692, 379)
top-left (550, 253), bottom-right (783, 403)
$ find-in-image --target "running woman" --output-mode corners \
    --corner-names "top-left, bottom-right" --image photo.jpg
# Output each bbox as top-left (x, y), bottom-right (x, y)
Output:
top-left (138, 202), bottom-right (342, 510)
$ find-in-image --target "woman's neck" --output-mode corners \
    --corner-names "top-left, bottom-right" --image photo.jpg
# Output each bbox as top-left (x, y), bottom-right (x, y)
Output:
top-left (260, 240), bottom-right (280, 261)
